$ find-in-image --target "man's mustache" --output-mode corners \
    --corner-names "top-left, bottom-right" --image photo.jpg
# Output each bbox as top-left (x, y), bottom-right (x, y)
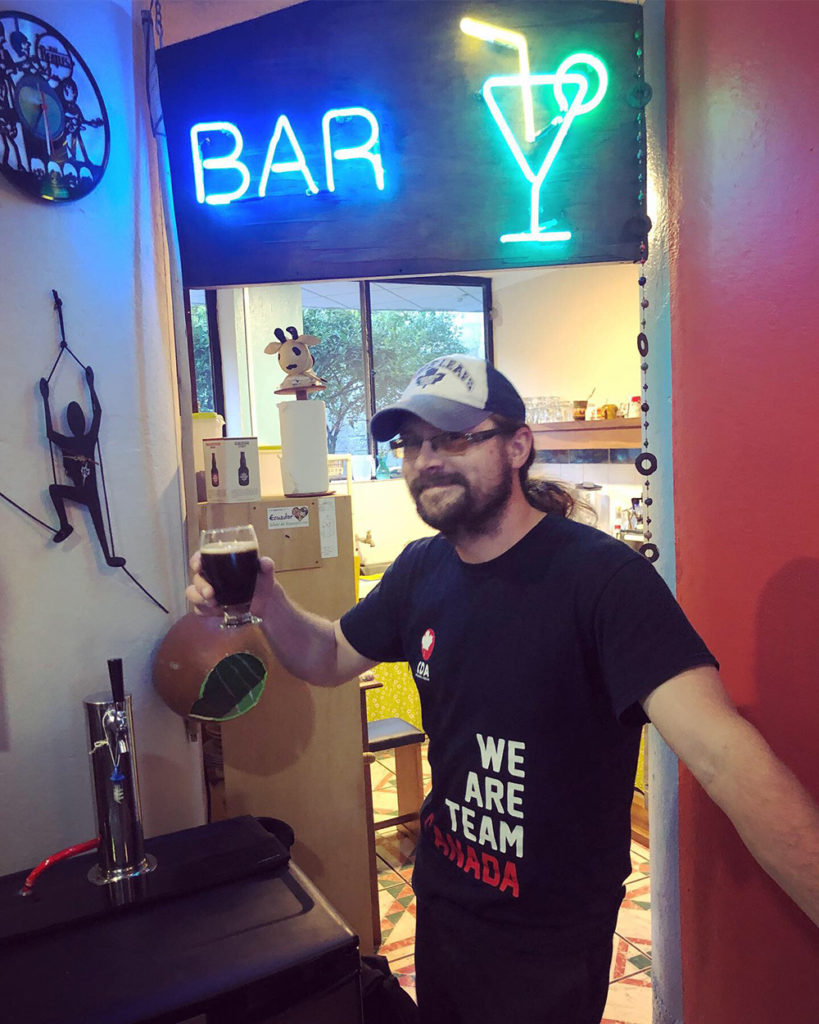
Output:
top-left (409, 472), bottom-right (468, 499)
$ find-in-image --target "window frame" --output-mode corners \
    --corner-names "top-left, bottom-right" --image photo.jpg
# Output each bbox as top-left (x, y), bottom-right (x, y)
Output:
top-left (186, 274), bottom-right (494, 452)
top-left (357, 276), bottom-right (494, 456)
top-left (184, 288), bottom-right (225, 417)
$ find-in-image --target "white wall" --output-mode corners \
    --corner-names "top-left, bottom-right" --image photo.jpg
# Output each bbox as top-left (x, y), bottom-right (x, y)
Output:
top-left (0, 0), bottom-right (204, 874)
top-left (491, 262), bottom-right (641, 410)
top-left (490, 263), bottom-right (644, 533)
top-left (350, 478), bottom-right (436, 569)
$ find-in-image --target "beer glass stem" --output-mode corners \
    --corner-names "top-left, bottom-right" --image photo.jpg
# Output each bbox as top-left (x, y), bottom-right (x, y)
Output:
top-left (221, 608), bottom-right (260, 628)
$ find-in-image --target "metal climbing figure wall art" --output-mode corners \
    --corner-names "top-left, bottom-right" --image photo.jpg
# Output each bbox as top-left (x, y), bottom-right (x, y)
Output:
top-left (39, 364), bottom-right (124, 568)
top-left (40, 291), bottom-right (126, 569)
top-left (0, 291), bottom-right (168, 613)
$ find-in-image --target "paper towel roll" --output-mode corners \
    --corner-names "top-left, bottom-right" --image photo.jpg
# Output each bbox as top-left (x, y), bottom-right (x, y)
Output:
top-left (278, 399), bottom-right (330, 495)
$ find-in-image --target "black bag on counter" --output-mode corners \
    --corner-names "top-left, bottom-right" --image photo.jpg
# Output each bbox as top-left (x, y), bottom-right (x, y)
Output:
top-left (361, 953), bottom-right (419, 1024)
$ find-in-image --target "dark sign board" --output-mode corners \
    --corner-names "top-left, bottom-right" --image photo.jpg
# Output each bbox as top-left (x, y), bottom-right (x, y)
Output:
top-left (156, 0), bottom-right (647, 288)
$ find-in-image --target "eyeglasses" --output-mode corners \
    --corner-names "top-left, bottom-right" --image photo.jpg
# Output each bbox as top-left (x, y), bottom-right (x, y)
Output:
top-left (388, 427), bottom-right (513, 460)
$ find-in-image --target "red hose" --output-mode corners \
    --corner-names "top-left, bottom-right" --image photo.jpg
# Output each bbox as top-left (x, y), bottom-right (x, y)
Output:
top-left (18, 838), bottom-right (99, 896)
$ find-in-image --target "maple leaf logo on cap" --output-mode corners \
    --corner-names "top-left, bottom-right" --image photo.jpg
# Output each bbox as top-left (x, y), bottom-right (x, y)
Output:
top-left (415, 368), bottom-right (445, 389)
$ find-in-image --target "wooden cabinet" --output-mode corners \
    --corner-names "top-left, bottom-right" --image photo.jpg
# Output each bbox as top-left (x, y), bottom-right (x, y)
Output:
top-left (531, 417), bottom-right (641, 451)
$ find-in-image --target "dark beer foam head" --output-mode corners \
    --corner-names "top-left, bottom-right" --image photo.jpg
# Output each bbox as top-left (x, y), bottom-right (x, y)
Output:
top-left (200, 540), bottom-right (258, 555)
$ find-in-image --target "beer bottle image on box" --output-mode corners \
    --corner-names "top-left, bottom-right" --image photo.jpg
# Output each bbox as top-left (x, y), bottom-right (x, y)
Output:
top-left (238, 451), bottom-right (249, 487)
top-left (211, 452), bottom-right (219, 488)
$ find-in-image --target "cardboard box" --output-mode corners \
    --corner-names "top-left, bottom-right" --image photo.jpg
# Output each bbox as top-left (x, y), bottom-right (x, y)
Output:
top-left (201, 497), bottom-right (328, 572)
top-left (203, 437), bottom-right (261, 503)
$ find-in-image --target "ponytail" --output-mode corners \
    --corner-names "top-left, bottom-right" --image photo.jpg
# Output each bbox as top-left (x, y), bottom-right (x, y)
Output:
top-left (524, 476), bottom-right (578, 517)
top-left (491, 415), bottom-right (592, 520)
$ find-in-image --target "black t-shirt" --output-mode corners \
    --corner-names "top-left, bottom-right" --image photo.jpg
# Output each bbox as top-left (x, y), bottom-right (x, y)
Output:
top-left (341, 515), bottom-right (716, 939)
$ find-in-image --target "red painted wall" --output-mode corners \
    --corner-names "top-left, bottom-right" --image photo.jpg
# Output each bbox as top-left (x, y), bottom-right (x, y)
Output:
top-left (667, 1), bottom-right (819, 1019)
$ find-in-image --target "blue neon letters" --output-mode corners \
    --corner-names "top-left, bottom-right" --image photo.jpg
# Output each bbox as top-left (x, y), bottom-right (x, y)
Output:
top-left (190, 107), bottom-right (385, 206)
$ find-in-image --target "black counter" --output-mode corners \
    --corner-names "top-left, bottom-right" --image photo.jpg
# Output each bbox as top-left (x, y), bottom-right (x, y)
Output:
top-left (0, 818), bottom-right (362, 1024)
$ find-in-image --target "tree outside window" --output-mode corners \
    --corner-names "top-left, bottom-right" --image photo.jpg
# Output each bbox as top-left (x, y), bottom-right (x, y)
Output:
top-left (190, 300), bottom-right (216, 412)
top-left (305, 307), bottom-right (478, 454)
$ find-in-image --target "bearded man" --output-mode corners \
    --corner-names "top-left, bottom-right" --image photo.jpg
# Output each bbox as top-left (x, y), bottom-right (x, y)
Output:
top-left (189, 355), bottom-right (819, 1024)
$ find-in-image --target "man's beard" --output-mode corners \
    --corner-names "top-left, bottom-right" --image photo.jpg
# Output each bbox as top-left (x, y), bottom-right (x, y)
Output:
top-left (408, 462), bottom-right (515, 538)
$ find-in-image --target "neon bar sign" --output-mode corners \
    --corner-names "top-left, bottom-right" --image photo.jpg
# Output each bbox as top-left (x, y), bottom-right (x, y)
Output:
top-left (190, 106), bottom-right (385, 205)
top-left (154, 0), bottom-right (646, 285)
top-left (460, 17), bottom-right (608, 245)
top-left (187, 15), bottom-right (607, 234)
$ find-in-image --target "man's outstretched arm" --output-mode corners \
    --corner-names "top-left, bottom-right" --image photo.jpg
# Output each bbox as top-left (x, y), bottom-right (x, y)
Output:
top-left (642, 665), bottom-right (819, 927)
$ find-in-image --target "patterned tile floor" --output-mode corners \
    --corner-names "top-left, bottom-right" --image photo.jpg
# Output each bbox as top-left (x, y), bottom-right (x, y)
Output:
top-left (371, 743), bottom-right (652, 1023)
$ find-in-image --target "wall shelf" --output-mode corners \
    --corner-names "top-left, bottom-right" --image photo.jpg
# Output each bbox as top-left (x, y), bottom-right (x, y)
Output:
top-left (531, 417), bottom-right (641, 450)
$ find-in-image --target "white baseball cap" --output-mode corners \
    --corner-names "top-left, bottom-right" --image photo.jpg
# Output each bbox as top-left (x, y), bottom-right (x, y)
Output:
top-left (370, 355), bottom-right (526, 441)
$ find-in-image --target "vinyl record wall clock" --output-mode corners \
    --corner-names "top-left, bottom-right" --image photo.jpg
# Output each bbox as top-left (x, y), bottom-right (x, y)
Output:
top-left (0, 10), bottom-right (110, 201)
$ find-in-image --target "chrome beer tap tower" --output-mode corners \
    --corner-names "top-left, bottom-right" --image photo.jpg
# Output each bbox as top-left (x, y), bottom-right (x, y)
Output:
top-left (83, 659), bottom-right (156, 888)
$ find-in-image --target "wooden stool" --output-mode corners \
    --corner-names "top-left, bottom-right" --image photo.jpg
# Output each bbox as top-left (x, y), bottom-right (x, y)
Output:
top-left (366, 717), bottom-right (426, 831)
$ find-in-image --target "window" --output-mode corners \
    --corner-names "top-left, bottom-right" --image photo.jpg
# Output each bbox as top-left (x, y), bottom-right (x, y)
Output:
top-left (304, 277), bottom-right (493, 456)
top-left (192, 275), bottom-right (492, 461)
top-left (185, 289), bottom-right (224, 415)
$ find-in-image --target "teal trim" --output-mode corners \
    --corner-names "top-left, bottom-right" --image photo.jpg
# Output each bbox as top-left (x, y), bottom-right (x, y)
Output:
top-left (642, 2), bottom-right (684, 1022)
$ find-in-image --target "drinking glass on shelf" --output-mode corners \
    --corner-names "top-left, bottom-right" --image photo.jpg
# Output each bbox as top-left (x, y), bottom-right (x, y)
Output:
top-left (533, 397), bottom-right (547, 423)
top-left (525, 398), bottom-right (543, 423)
top-left (545, 396), bottom-right (561, 423)
top-left (199, 524), bottom-right (261, 628)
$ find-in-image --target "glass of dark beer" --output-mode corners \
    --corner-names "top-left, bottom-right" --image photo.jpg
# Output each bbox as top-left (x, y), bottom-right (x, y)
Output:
top-left (199, 524), bottom-right (261, 628)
